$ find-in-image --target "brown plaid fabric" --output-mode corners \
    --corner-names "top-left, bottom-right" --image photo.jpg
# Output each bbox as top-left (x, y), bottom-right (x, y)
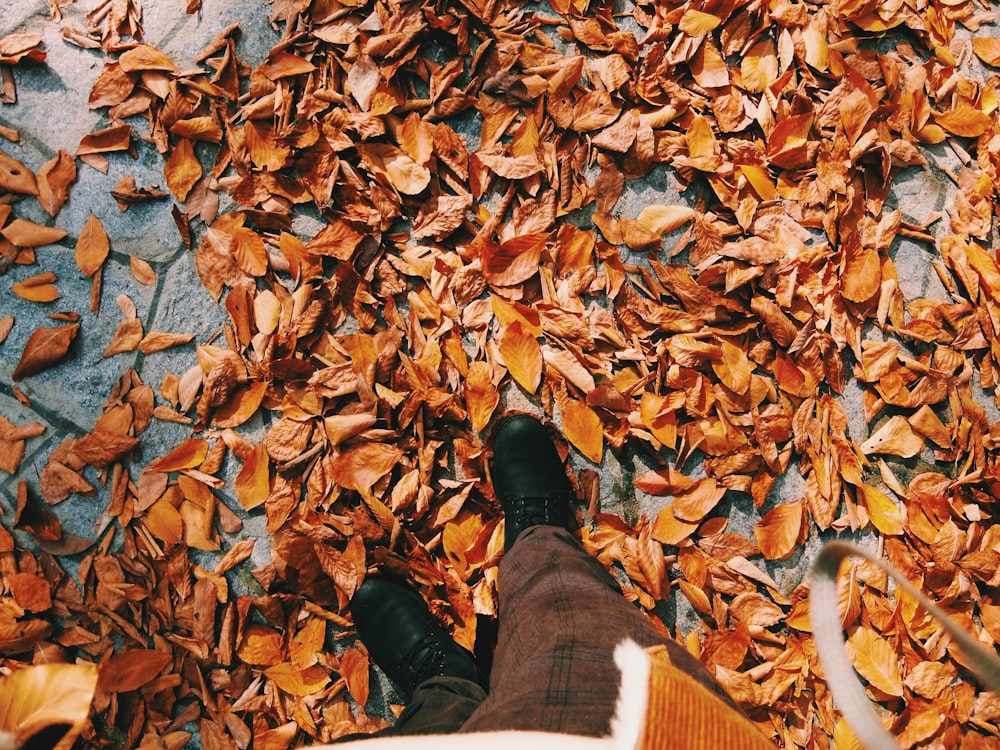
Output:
top-left (389, 526), bottom-right (739, 737)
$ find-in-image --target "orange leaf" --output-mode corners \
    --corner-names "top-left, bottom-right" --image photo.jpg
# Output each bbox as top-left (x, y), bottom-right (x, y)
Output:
top-left (235, 444), bottom-right (270, 510)
top-left (754, 499), bottom-right (804, 560)
top-left (12, 323), bottom-right (79, 380)
top-left (12, 272), bottom-right (60, 303)
top-left (973, 37), bottom-right (1000, 66)
top-left (481, 233), bottom-right (547, 286)
top-left (76, 214), bottom-right (110, 277)
top-left (289, 618), bottom-right (326, 669)
top-left (672, 477), bottom-right (726, 522)
top-left (130, 256), bottom-right (157, 285)
top-left (36, 149), bottom-right (77, 217)
top-left (150, 438), bottom-right (209, 472)
top-left (138, 331), bottom-right (195, 354)
top-left (499, 321), bottom-right (542, 393)
top-left (936, 107), bottom-right (993, 137)
top-left (232, 226), bottom-right (267, 276)
top-left (97, 648), bottom-right (172, 692)
top-left (119, 44), bottom-right (177, 72)
top-left (633, 468), bottom-right (694, 496)
top-left (651, 504), bottom-right (698, 545)
top-left (7, 571), bottom-right (52, 611)
top-left (73, 430), bottom-right (140, 467)
top-left (859, 415), bottom-right (924, 457)
top-left (329, 443), bottom-right (403, 491)
top-left (1, 219), bottom-right (68, 247)
top-left (0, 663), bottom-right (97, 750)
top-left (103, 318), bottom-right (143, 356)
top-left (164, 138), bottom-right (202, 201)
top-left (77, 124), bottom-right (132, 155)
top-left (562, 397), bottom-right (603, 463)
top-left (238, 624), bottom-right (285, 666)
top-left (144, 498), bottom-right (184, 545)
top-left (264, 663), bottom-right (329, 697)
top-left (846, 628), bottom-right (903, 696)
top-left (213, 382), bottom-right (268, 428)
top-left (340, 647), bottom-right (370, 706)
top-left (858, 484), bottom-right (903, 536)
top-left (464, 360), bottom-right (499, 433)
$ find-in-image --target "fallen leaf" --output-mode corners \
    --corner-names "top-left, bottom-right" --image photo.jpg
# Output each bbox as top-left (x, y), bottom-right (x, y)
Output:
top-left (97, 649), bottom-right (172, 693)
top-left (561, 397), bottom-right (603, 463)
top-left (2, 219), bottom-right (68, 247)
top-left (76, 214), bottom-right (110, 276)
top-left (12, 323), bottom-right (79, 380)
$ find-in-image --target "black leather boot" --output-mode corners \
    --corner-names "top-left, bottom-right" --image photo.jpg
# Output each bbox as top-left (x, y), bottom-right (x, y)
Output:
top-left (489, 414), bottom-right (575, 551)
top-left (350, 577), bottom-right (479, 700)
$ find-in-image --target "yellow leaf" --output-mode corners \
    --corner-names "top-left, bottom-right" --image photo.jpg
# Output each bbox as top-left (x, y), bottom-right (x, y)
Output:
top-left (264, 663), bottom-right (330, 697)
top-left (846, 628), bottom-right (903, 696)
top-left (755, 499), bottom-right (804, 560)
top-left (499, 321), bottom-right (542, 393)
top-left (936, 107), bottom-right (993, 137)
top-left (0, 663), bottom-right (97, 750)
top-left (562, 397), bottom-right (603, 463)
top-left (858, 484), bottom-right (903, 536)
top-left (464, 360), bottom-right (499, 433)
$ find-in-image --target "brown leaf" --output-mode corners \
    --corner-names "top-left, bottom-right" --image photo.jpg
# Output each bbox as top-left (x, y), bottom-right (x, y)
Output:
top-left (137, 331), bottom-right (194, 354)
top-left (97, 648), bottom-right (172, 693)
top-left (0, 316), bottom-right (12, 345)
top-left (103, 317), bottom-right (143, 356)
top-left (72, 430), bottom-right (140, 467)
top-left (36, 149), bottom-right (77, 216)
top-left (12, 323), bottom-right (79, 380)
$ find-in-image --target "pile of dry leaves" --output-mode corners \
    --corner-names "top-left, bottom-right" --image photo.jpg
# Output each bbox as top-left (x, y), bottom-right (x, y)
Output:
top-left (4, 0), bottom-right (1000, 745)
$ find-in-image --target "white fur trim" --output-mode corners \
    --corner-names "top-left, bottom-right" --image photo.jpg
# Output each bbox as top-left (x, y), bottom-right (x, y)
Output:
top-left (609, 639), bottom-right (650, 750)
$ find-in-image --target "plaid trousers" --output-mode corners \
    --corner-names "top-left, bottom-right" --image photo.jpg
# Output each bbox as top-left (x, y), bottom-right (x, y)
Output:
top-left (388, 526), bottom-right (737, 737)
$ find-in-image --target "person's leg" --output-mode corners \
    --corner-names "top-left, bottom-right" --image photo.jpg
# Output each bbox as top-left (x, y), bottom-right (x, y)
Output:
top-left (459, 413), bottom-right (737, 736)
top-left (382, 677), bottom-right (486, 735)
top-left (349, 577), bottom-right (486, 736)
top-left (460, 525), bottom-right (735, 735)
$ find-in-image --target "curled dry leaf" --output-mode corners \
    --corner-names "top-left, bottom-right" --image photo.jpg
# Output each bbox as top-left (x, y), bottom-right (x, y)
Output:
top-left (36, 149), bottom-right (77, 216)
top-left (12, 271), bottom-right (60, 303)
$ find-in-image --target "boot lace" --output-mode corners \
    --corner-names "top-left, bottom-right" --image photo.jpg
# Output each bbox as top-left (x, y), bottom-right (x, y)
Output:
top-left (507, 490), bottom-right (570, 529)
top-left (400, 633), bottom-right (446, 687)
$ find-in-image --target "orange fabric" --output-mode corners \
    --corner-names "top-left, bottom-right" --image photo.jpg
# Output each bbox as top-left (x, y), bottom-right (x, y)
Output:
top-left (640, 645), bottom-right (777, 750)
